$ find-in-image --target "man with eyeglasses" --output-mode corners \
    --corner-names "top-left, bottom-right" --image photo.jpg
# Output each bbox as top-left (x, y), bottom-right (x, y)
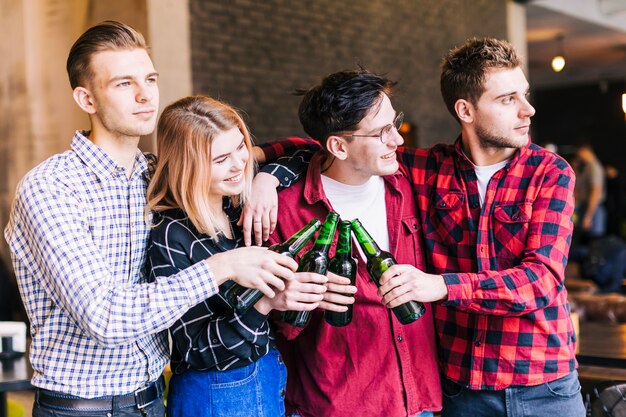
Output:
top-left (255, 69), bottom-right (441, 417)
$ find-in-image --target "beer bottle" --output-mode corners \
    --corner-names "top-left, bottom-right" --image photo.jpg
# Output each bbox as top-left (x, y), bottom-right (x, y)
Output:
top-left (324, 220), bottom-right (357, 327)
top-left (351, 219), bottom-right (425, 324)
top-left (283, 212), bottom-right (339, 327)
top-left (224, 218), bottom-right (322, 314)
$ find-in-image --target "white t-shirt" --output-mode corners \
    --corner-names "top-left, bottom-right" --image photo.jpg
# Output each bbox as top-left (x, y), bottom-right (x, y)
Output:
top-left (320, 174), bottom-right (390, 253)
top-left (473, 159), bottom-right (509, 207)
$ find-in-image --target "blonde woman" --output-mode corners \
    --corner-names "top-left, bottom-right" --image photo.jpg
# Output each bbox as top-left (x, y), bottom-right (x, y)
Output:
top-left (147, 96), bottom-right (327, 417)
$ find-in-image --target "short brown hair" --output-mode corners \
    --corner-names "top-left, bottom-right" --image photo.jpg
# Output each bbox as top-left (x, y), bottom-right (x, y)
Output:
top-left (66, 21), bottom-right (147, 89)
top-left (146, 96), bottom-right (255, 239)
top-left (440, 37), bottom-right (520, 122)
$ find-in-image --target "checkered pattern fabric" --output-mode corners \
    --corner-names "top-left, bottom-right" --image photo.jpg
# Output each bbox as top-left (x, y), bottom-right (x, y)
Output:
top-left (5, 131), bottom-right (217, 398)
top-left (399, 138), bottom-right (578, 390)
top-left (148, 205), bottom-right (273, 374)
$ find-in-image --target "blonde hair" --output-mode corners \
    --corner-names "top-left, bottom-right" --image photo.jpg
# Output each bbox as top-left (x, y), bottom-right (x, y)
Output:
top-left (147, 96), bottom-right (255, 239)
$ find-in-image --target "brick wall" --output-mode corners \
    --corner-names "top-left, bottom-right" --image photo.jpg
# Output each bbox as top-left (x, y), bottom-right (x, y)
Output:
top-left (189, 0), bottom-right (508, 147)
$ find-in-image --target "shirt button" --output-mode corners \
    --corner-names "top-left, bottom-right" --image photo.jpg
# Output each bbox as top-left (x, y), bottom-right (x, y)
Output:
top-left (475, 341), bottom-right (481, 347)
top-left (212, 339), bottom-right (218, 343)
top-left (278, 356), bottom-right (284, 364)
top-left (280, 389), bottom-right (286, 397)
top-left (439, 202), bottom-right (447, 208)
top-left (397, 335), bottom-right (403, 342)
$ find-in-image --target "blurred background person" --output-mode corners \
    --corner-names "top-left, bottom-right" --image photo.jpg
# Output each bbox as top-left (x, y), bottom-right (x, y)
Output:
top-left (574, 143), bottom-right (606, 244)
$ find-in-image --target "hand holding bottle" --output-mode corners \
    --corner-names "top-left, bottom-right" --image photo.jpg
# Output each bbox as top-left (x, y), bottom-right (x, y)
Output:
top-left (207, 246), bottom-right (297, 298)
top-left (377, 264), bottom-right (448, 306)
top-left (254, 272), bottom-right (328, 315)
top-left (320, 271), bottom-right (357, 313)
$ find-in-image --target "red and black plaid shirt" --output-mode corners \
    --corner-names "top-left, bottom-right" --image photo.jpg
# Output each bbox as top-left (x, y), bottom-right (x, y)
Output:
top-left (399, 137), bottom-right (578, 390)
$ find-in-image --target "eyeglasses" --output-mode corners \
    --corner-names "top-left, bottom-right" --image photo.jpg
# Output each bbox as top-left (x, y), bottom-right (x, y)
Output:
top-left (338, 112), bottom-right (404, 144)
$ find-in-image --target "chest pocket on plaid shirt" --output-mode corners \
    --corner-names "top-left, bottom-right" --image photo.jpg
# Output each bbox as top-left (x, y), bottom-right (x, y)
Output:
top-left (430, 190), bottom-right (465, 245)
top-left (492, 203), bottom-right (532, 263)
top-left (399, 216), bottom-right (422, 267)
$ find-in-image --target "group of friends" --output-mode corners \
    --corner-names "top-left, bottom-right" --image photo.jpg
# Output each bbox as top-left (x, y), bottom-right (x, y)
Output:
top-left (4, 20), bottom-right (585, 417)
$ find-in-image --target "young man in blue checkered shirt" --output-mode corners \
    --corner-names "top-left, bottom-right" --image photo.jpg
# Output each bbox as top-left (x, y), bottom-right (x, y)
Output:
top-left (4, 21), bottom-right (296, 417)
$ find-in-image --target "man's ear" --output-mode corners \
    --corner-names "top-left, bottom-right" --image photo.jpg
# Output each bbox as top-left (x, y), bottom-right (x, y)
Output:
top-left (72, 86), bottom-right (97, 115)
top-left (454, 99), bottom-right (474, 124)
top-left (326, 135), bottom-right (349, 161)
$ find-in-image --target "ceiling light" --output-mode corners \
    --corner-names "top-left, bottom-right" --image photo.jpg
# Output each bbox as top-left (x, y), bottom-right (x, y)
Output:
top-left (622, 93), bottom-right (626, 114)
top-left (551, 56), bottom-right (565, 72)
top-left (551, 34), bottom-right (566, 73)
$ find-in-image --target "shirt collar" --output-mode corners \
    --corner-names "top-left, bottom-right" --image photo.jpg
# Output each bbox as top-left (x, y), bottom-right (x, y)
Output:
top-left (453, 134), bottom-right (530, 169)
top-left (71, 131), bottom-right (151, 182)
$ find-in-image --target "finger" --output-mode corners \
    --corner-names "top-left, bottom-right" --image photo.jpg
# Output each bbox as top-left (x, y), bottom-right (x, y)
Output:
top-left (295, 272), bottom-right (328, 284)
top-left (259, 271), bottom-right (285, 291)
top-left (385, 292), bottom-right (418, 309)
top-left (288, 301), bottom-right (321, 312)
top-left (269, 205), bottom-right (278, 236)
top-left (326, 271), bottom-right (352, 285)
top-left (295, 282), bottom-right (328, 294)
top-left (326, 283), bottom-right (357, 295)
top-left (381, 283), bottom-right (412, 306)
top-left (268, 252), bottom-right (299, 272)
top-left (377, 276), bottom-right (404, 297)
top-left (288, 292), bottom-right (325, 304)
top-left (318, 301), bottom-right (349, 312)
top-left (254, 281), bottom-right (276, 299)
top-left (253, 217), bottom-right (263, 246)
top-left (323, 292), bottom-right (355, 306)
top-left (241, 210), bottom-right (254, 247)
top-left (379, 264), bottom-right (403, 286)
top-left (262, 209), bottom-right (271, 242)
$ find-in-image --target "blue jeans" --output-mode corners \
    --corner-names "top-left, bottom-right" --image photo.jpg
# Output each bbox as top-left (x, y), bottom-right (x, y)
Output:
top-left (288, 412), bottom-right (433, 417)
top-left (167, 348), bottom-right (287, 417)
top-left (441, 371), bottom-right (585, 417)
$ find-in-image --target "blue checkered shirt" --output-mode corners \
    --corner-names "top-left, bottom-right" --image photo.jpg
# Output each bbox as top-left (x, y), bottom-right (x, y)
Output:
top-left (4, 131), bottom-right (218, 398)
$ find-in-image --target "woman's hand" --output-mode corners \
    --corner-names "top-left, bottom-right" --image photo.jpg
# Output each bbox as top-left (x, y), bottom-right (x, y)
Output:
top-left (254, 272), bottom-right (328, 314)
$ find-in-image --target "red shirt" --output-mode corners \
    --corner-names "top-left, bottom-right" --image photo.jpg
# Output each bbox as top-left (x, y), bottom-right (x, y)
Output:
top-left (399, 138), bottom-right (577, 390)
top-left (270, 152), bottom-right (441, 417)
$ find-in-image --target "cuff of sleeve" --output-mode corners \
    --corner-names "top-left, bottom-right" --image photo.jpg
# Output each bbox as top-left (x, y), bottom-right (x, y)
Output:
top-left (260, 164), bottom-right (292, 188)
top-left (179, 260), bottom-right (219, 306)
top-left (239, 307), bottom-right (269, 328)
top-left (442, 272), bottom-right (473, 308)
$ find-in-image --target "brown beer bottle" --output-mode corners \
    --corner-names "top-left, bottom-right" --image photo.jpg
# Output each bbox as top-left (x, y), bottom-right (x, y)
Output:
top-left (324, 220), bottom-right (357, 327)
top-left (283, 212), bottom-right (339, 327)
top-left (351, 219), bottom-right (425, 324)
top-left (224, 218), bottom-right (322, 314)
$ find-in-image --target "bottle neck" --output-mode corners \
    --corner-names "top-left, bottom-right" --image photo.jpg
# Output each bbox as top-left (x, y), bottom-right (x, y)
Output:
top-left (311, 214), bottom-right (339, 253)
top-left (334, 222), bottom-right (352, 256)
top-left (351, 220), bottom-right (382, 258)
top-left (285, 220), bottom-right (321, 254)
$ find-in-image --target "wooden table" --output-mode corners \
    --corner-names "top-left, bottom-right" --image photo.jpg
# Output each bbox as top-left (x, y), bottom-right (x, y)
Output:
top-left (0, 354), bottom-right (33, 417)
top-left (577, 321), bottom-right (626, 369)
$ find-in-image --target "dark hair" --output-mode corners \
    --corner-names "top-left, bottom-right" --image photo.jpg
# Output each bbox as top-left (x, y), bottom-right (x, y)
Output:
top-left (66, 21), bottom-right (147, 89)
top-left (440, 37), bottom-right (520, 122)
top-left (297, 69), bottom-right (396, 145)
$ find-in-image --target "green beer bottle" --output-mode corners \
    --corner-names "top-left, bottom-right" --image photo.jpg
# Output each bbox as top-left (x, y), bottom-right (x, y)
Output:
top-left (224, 218), bottom-right (322, 314)
top-left (351, 219), bottom-right (425, 325)
top-left (324, 220), bottom-right (357, 327)
top-left (283, 212), bottom-right (339, 327)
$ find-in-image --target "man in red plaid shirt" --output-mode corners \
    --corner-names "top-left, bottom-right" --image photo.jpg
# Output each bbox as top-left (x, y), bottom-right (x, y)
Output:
top-left (378, 37), bottom-right (585, 416)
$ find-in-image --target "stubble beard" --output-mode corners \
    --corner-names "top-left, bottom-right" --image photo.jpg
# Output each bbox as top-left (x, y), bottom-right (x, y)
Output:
top-left (475, 124), bottom-right (526, 150)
